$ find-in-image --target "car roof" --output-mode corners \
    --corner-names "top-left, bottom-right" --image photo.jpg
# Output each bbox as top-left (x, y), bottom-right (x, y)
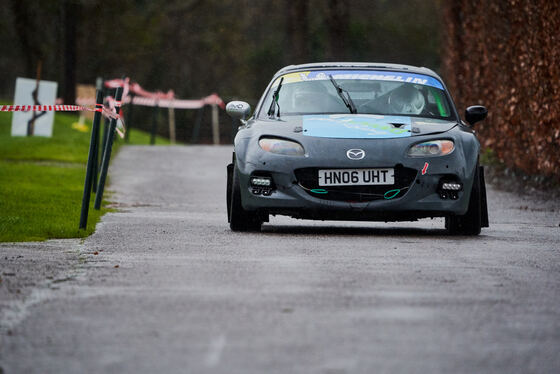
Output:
top-left (274, 62), bottom-right (442, 81)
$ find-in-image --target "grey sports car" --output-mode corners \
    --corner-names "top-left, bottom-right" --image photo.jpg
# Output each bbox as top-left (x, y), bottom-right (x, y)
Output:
top-left (226, 62), bottom-right (489, 235)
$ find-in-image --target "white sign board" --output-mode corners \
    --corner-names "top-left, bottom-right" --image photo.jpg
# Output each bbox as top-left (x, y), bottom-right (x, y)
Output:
top-left (11, 77), bottom-right (58, 137)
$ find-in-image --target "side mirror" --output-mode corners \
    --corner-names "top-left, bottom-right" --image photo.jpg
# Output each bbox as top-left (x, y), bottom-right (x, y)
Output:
top-left (465, 105), bottom-right (488, 126)
top-left (226, 101), bottom-right (251, 121)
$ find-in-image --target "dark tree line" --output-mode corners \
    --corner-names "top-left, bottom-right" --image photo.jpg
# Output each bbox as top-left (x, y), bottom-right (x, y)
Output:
top-left (0, 0), bottom-right (443, 105)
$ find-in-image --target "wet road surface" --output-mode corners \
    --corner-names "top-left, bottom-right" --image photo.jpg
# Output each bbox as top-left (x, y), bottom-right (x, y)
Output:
top-left (1, 145), bottom-right (559, 373)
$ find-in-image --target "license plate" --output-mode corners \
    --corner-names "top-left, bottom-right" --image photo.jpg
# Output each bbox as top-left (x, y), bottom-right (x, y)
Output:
top-left (318, 168), bottom-right (394, 186)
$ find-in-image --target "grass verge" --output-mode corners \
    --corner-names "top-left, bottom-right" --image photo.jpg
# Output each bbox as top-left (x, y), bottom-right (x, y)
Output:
top-left (0, 110), bottom-right (170, 242)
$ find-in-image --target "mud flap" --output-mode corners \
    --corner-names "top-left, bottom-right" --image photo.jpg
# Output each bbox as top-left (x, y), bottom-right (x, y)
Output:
top-left (479, 165), bottom-right (489, 227)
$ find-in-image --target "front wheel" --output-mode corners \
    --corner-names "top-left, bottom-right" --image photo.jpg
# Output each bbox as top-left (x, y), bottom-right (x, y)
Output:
top-left (226, 163), bottom-right (233, 221)
top-left (229, 165), bottom-right (263, 232)
top-left (446, 164), bottom-right (483, 236)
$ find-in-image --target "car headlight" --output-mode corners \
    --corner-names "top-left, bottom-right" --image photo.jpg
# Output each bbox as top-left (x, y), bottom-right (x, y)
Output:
top-left (408, 140), bottom-right (454, 157)
top-left (259, 137), bottom-right (305, 156)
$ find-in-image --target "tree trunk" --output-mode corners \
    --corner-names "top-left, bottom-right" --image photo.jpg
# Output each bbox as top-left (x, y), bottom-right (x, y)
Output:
top-left (10, 0), bottom-right (42, 77)
top-left (63, 0), bottom-right (79, 105)
top-left (284, 0), bottom-right (309, 64)
top-left (326, 0), bottom-right (350, 61)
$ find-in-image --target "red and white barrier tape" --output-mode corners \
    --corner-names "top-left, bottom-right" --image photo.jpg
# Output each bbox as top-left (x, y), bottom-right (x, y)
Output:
top-left (2, 77), bottom-right (225, 139)
top-left (127, 93), bottom-right (225, 109)
top-left (105, 78), bottom-right (174, 100)
top-left (1, 104), bottom-right (87, 112)
top-left (0, 103), bottom-right (126, 138)
top-left (69, 93), bottom-right (224, 110)
top-left (103, 78), bottom-right (224, 109)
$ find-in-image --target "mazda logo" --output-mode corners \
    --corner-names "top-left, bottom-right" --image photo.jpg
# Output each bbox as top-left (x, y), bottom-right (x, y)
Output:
top-left (346, 149), bottom-right (365, 160)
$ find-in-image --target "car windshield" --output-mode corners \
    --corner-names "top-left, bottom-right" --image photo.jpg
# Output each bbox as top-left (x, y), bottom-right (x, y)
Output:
top-left (260, 69), bottom-right (454, 120)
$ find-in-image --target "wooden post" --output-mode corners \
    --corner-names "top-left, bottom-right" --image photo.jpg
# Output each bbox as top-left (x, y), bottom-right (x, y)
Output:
top-left (150, 102), bottom-right (159, 145)
top-left (168, 105), bottom-right (176, 144)
top-left (211, 104), bottom-right (220, 145)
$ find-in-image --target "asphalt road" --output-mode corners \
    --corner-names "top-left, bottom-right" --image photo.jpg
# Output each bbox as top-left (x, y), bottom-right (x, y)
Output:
top-left (1, 145), bottom-right (559, 374)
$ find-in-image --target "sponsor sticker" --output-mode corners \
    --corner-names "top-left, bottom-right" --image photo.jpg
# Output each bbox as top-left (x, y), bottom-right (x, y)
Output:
top-left (272, 70), bottom-right (443, 89)
top-left (303, 114), bottom-right (412, 139)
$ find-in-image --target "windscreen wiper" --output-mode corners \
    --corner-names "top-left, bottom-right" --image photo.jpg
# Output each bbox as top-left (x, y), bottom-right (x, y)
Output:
top-left (329, 74), bottom-right (357, 114)
top-left (267, 77), bottom-right (284, 118)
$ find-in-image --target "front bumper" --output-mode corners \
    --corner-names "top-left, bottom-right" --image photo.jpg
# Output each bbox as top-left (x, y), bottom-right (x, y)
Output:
top-left (233, 129), bottom-right (479, 222)
top-left (235, 159), bottom-right (474, 222)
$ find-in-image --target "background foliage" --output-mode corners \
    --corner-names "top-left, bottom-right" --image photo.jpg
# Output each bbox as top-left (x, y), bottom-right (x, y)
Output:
top-left (0, 0), bottom-right (442, 102)
top-left (441, 0), bottom-right (560, 180)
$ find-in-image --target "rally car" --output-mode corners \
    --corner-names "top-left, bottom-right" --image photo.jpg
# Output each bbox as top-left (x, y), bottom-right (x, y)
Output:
top-left (226, 62), bottom-right (489, 235)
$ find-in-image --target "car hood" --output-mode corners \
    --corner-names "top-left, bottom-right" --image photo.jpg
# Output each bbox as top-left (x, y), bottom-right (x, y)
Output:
top-left (257, 114), bottom-right (458, 139)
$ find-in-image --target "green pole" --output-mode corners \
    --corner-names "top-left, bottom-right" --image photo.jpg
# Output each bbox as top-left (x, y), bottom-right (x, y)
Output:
top-left (94, 87), bottom-right (123, 210)
top-left (79, 91), bottom-right (104, 229)
top-left (91, 123), bottom-right (99, 193)
top-left (92, 77), bottom-right (104, 192)
top-left (100, 116), bottom-right (109, 166)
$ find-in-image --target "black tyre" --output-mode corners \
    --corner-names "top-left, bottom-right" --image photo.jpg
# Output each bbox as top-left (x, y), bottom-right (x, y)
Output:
top-left (229, 165), bottom-right (263, 231)
top-left (226, 163), bottom-right (233, 221)
top-left (446, 164), bottom-right (482, 236)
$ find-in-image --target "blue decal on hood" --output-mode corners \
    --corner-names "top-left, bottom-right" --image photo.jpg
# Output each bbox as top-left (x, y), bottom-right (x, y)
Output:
top-left (303, 114), bottom-right (412, 139)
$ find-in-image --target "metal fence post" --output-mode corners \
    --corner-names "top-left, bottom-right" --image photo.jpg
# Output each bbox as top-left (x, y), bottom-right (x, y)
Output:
top-left (125, 93), bottom-right (134, 143)
top-left (150, 102), bottom-right (159, 145)
top-left (92, 77), bottom-right (104, 193)
top-left (211, 103), bottom-right (220, 145)
top-left (79, 91), bottom-right (104, 229)
top-left (168, 104), bottom-right (176, 144)
top-left (100, 116), bottom-right (110, 165)
top-left (94, 87), bottom-right (123, 210)
top-left (91, 115), bottom-right (100, 193)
